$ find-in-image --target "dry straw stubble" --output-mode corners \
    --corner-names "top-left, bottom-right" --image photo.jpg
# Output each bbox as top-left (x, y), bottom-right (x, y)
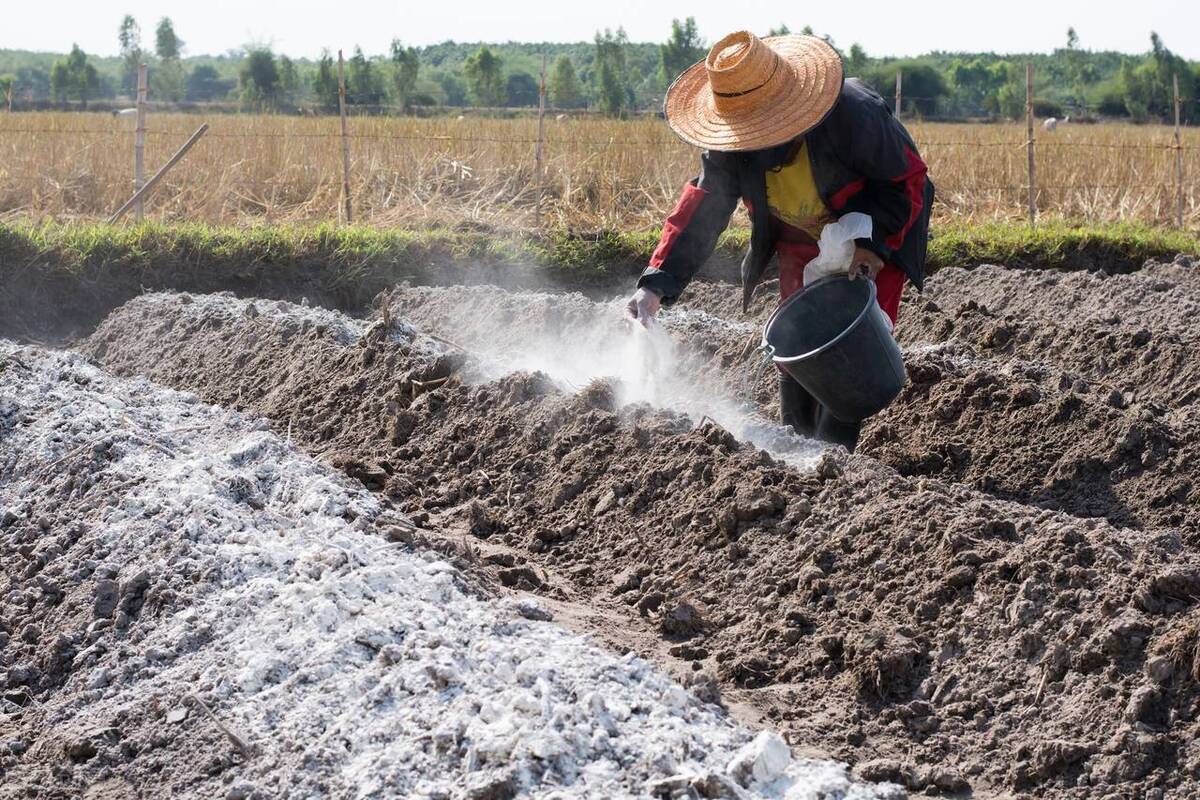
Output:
top-left (0, 112), bottom-right (1196, 229)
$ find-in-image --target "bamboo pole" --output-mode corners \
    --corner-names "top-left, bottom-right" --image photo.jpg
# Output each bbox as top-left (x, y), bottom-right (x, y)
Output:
top-left (1174, 73), bottom-right (1184, 229)
top-left (894, 70), bottom-right (902, 118)
top-left (337, 49), bottom-right (353, 224)
top-left (108, 123), bottom-right (208, 223)
top-left (134, 63), bottom-right (148, 223)
top-left (1025, 63), bottom-right (1036, 224)
top-left (535, 53), bottom-right (547, 227)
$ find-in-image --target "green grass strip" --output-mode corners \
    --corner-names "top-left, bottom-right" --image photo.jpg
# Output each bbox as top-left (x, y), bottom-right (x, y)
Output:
top-left (3, 219), bottom-right (1194, 280)
top-left (3, 219), bottom-right (1193, 338)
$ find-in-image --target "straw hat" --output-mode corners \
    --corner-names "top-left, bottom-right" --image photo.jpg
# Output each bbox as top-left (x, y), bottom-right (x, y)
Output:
top-left (664, 31), bottom-right (844, 152)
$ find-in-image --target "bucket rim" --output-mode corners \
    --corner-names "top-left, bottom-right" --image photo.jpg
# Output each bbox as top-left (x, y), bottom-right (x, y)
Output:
top-left (761, 274), bottom-right (878, 364)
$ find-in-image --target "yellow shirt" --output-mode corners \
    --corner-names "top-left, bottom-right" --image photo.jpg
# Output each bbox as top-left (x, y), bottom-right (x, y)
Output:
top-left (765, 141), bottom-right (834, 239)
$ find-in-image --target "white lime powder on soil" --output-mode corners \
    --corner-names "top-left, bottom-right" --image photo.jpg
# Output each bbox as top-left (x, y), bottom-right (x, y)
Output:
top-left (0, 341), bottom-right (895, 799)
top-left (388, 287), bottom-right (827, 470)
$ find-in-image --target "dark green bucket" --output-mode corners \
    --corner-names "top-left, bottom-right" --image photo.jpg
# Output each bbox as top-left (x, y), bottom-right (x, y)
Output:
top-left (761, 275), bottom-right (906, 422)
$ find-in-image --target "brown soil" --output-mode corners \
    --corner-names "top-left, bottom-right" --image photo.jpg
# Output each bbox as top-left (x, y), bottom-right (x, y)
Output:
top-left (868, 265), bottom-right (1200, 532)
top-left (897, 267), bottom-right (1200, 419)
top-left (388, 278), bottom-right (1200, 533)
top-left (912, 260), bottom-right (1200, 337)
top-left (863, 344), bottom-right (1198, 531)
top-left (81, 287), bottom-right (1200, 798)
top-left (673, 269), bottom-right (1200, 532)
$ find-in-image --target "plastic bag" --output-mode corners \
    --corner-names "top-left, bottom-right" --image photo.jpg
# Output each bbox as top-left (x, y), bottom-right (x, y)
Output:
top-left (803, 212), bottom-right (874, 287)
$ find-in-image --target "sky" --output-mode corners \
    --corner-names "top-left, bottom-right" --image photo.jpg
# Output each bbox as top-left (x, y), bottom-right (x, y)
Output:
top-left (5, 0), bottom-right (1198, 60)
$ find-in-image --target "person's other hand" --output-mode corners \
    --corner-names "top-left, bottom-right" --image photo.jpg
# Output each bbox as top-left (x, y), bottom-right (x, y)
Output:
top-left (848, 246), bottom-right (885, 281)
top-left (626, 287), bottom-right (661, 326)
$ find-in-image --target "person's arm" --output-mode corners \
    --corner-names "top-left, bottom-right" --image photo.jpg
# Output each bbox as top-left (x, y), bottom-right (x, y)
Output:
top-left (836, 102), bottom-right (929, 268)
top-left (634, 150), bottom-right (741, 308)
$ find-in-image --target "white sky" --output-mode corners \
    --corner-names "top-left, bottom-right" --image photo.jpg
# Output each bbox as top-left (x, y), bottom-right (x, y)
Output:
top-left (6, 0), bottom-right (1198, 60)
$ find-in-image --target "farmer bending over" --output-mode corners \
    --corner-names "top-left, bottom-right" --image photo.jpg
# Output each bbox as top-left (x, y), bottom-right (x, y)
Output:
top-left (627, 31), bottom-right (933, 452)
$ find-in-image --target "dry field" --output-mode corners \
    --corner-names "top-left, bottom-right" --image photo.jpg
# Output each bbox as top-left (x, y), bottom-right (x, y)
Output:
top-left (0, 111), bottom-right (1197, 229)
top-left (5, 249), bottom-right (1200, 797)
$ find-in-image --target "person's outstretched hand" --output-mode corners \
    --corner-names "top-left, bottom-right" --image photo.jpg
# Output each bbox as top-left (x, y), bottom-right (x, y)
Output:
top-left (626, 287), bottom-right (661, 326)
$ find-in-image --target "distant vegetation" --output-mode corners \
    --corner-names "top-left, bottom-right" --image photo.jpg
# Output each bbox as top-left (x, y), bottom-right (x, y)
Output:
top-left (0, 16), bottom-right (1197, 121)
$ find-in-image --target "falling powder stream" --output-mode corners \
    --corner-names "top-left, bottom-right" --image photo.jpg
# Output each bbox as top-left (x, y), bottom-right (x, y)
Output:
top-left (405, 290), bottom-right (826, 470)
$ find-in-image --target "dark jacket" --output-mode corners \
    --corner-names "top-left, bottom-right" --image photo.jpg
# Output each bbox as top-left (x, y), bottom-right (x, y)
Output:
top-left (638, 78), bottom-right (935, 310)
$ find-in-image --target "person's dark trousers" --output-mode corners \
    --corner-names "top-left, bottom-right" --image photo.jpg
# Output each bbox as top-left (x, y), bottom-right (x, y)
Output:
top-left (779, 372), bottom-right (862, 452)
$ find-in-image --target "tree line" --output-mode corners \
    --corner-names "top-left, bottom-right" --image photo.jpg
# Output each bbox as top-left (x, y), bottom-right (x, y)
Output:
top-left (0, 16), bottom-right (1196, 122)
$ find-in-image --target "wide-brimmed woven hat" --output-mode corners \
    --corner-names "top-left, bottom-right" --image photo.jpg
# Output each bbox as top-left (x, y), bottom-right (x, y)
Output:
top-left (664, 30), bottom-right (844, 152)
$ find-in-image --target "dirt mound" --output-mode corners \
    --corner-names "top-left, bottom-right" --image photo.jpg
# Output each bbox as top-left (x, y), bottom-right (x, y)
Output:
top-left (862, 345), bottom-right (1198, 531)
top-left (674, 279), bottom-right (782, 326)
top-left (385, 284), bottom-right (804, 464)
top-left (388, 282), bottom-right (1200, 531)
top-left (665, 266), bottom-right (1200, 529)
top-left (82, 291), bottom-right (1200, 797)
top-left (898, 295), bottom-right (1200, 421)
top-left (915, 259), bottom-right (1200, 338)
top-left (5, 342), bottom-right (889, 800)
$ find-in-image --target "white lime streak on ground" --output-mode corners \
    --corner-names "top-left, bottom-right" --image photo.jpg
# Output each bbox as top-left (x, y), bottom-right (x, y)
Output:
top-left (0, 341), bottom-right (893, 799)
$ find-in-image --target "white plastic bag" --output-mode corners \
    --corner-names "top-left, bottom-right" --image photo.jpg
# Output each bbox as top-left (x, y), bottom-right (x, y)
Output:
top-left (803, 212), bottom-right (874, 287)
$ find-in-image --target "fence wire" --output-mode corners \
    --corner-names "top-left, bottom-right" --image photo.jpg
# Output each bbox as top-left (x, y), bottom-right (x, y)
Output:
top-left (1, 112), bottom-right (1196, 227)
top-left (3, 126), bottom-right (1199, 151)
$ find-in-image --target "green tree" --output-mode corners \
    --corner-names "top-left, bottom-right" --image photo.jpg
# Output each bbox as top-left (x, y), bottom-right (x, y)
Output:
top-left (49, 61), bottom-right (66, 101)
top-left (347, 47), bottom-right (384, 106)
top-left (848, 44), bottom-right (868, 73)
top-left (597, 62), bottom-right (623, 116)
top-left (548, 55), bottom-right (583, 108)
top-left (463, 46), bottom-right (504, 106)
top-left (239, 48), bottom-right (280, 108)
top-left (436, 72), bottom-right (468, 106)
top-left (1120, 33), bottom-right (1193, 121)
top-left (389, 39), bottom-right (419, 110)
top-left (155, 17), bottom-right (182, 60)
top-left (153, 58), bottom-right (186, 101)
top-left (992, 62), bottom-right (1025, 119)
top-left (278, 55), bottom-right (299, 105)
top-left (49, 44), bottom-right (99, 106)
top-left (767, 24), bottom-right (791, 36)
top-left (118, 15), bottom-right (143, 97)
top-left (313, 51), bottom-right (339, 111)
top-left (185, 65), bottom-right (232, 101)
top-left (951, 58), bottom-right (1006, 116)
top-left (862, 60), bottom-right (948, 116)
top-left (146, 16), bottom-right (184, 102)
top-left (594, 28), bottom-right (630, 116)
top-left (0, 74), bottom-right (14, 111)
top-left (660, 17), bottom-right (704, 84)
top-left (505, 72), bottom-right (539, 107)
top-left (1064, 27), bottom-right (1088, 113)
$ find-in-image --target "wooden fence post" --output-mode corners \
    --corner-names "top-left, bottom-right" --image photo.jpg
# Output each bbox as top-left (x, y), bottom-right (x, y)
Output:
top-left (1174, 73), bottom-right (1184, 229)
top-left (134, 63), bottom-right (148, 223)
top-left (337, 49), bottom-right (353, 224)
top-left (535, 53), bottom-right (547, 227)
top-left (894, 70), bottom-right (902, 118)
top-left (108, 123), bottom-right (209, 223)
top-left (1025, 63), bottom-right (1036, 224)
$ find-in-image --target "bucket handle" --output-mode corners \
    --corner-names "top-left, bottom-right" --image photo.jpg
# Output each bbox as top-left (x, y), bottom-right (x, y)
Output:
top-left (747, 343), bottom-right (776, 395)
